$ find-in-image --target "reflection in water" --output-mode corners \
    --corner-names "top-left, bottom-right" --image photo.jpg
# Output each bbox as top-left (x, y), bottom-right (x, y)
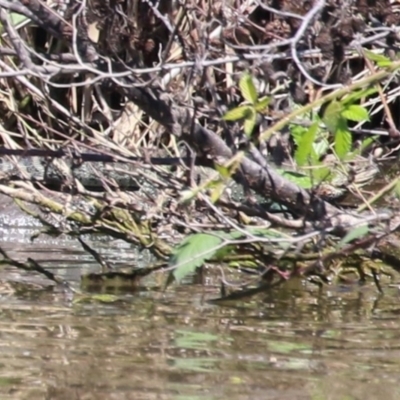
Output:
top-left (0, 230), bottom-right (399, 399)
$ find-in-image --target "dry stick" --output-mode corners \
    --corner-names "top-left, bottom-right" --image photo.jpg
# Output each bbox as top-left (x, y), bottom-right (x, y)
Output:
top-left (0, 245), bottom-right (74, 291)
top-left (78, 238), bottom-right (113, 273)
top-left (357, 177), bottom-right (400, 213)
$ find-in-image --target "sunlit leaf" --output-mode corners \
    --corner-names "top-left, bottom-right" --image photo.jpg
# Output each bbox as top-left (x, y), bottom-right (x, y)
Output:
top-left (311, 166), bottom-right (331, 183)
top-left (290, 125), bottom-right (308, 146)
top-left (223, 105), bottom-right (252, 121)
top-left (10, 13), bottom-right (28, 26)
top-left (170, 234), bottom-right (222, 282)
top-left (214, 164), bottom-right (231, 179)
top-left (364, 49), bottom-right (392, 65)
top-left (214, 245), bottom-right (235, 260)
top-left (313, 136), bottom-right (329, 158)
top-left (277, 170), bottom-right (313, 189)
top-left (0, 13), bottom-right (29, 33)
top-left (170, 227), bottom-right (291, 284)
top-left (295, 122), bottom-right (319, 166)
top-left (338, 225), bottom-right (369, 248)
top-left (180, 189), bottom-right (200, 204)
top-left (377, 60), bottom-right (393, 67)
top-left (239, 73), bottom-right (258, 104)
top-left (210, 181), bottom-right (225, 203)
top-left (322, 100), bottom-right (343, 134)
top-left (341, 104), bottom-right (369, 122)
top-left (254, 96), bottom-right (270, 112)
top-left (334, 118), bottom-right (352, 159)
top-left (243, 108), bottom-right (256, 137)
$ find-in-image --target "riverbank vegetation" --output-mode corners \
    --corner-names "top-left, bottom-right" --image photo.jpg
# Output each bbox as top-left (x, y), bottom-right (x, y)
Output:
top-left (1, 0), bottom-right (400, 299)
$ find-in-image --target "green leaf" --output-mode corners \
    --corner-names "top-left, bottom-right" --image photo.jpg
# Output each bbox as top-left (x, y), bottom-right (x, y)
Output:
top-left (377, 60), bottom-right (393, 67)
top-left (210, 181), bottom-right (225, 203)
top-left (243, 108), bottom-right (256, 137)
top-left (0, 13), bottom-right (29, 33)
top-left (223, 105), bottom-right (252, 121)
top-left (277, 170), bottom-right (313, 189)
top-left (294, 122), bottom-right (318, 166)
top-left (239, 73), bottom-right (258, 104)
top-left (254, 96), bottom-right (270, 112)
top-left (214, 164), bottom-right (231, 179)
top-left (360, 136), bottom-right (377, 151)
top-left (170, 234), bottom-right (222, 282)
top-left (334, 118), bottom-right (352, 159)
top-left (364, 49), bottom-right (392, 65)
top-left (341, 104), bottom-right (369, 122)
top-left (10, 13), bottom-right (29, 26)
top-left (290, 125), bottom-right (308, 147)
top-left (322, 100), bottom-right (343, 134)
top-left (311, 166), bottom-right (331, 182)
top-left (313, 136), bottom-right (329, 158)
top-left (338, 225), bottom-right (369, 248)
top-left (180, 188), bottom-right (200, 204)
top-left (170, 227), bottom-right (290, 284)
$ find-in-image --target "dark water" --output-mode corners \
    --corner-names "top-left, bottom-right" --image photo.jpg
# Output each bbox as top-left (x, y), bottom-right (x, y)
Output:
top-left (0, 229), bottom-right (400, 400)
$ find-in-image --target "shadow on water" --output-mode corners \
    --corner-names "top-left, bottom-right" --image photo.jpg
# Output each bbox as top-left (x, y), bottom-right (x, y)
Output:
top-left (0, 229), bottom-right (399, 399)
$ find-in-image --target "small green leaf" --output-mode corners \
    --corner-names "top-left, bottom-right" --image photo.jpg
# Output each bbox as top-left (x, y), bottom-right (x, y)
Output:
top-left (323, 100), bottom-right (343, 134)
top-left (338, 225), bottom-right (369, 248)
top-left (341, 104), bottom-right (369, 122)
top-left (364, 49), bottom-right (392, 65)
top-left (334, 118), bottom-right (352, 160)
top-left (311, 166), bottom-right (331, 182)
top-left (254, 96), bottom-right (270, 112)
top-left (180, 189), bottom-right (199, 204)
top-left (277, 170), bottom-right (313, 189)
top-left (290, 125), bottom-right (308, 147)
top-left (223, 105), bottom-right (252, 121)
top-left (360, 136), bottom-right (377, 151)
top-left (239, 73), bottom-right (258, 104)
top-left (210, 181), bottom-right (225, 203)
top-left (313, 137), bottom-right (329, 159)
top-left (295, 122), bottom-right (319, 166)
top-left (10, 13), bottom-right (29, 26)
top-left (243, 108), bottom-right (256, 137)
top-left (214, 164), bottom-right (231, 179)
top-left (377, 60), bottom-right (393, 67)
top-left (170, 234), bottom-right (222, 282)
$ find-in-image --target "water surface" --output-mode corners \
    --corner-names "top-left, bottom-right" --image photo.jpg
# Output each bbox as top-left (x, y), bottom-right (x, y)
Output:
top-left (0, 229), bottom-right (399, 400)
